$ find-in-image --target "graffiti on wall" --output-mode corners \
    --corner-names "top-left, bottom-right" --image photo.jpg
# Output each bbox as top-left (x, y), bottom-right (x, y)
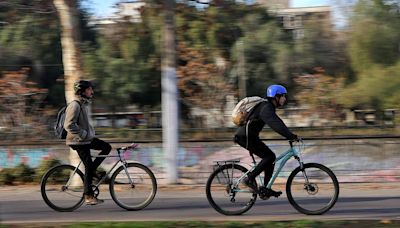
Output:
top-left (0, 148), bottom-right (52, 168)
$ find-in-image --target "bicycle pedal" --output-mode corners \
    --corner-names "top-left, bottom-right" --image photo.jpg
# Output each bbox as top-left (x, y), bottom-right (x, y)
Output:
top-left (259, 194), bottom-right (270, 200)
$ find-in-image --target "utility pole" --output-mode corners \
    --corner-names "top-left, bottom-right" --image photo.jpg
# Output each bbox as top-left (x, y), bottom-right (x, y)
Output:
top-left (162, 0), bottom-right (178, 184)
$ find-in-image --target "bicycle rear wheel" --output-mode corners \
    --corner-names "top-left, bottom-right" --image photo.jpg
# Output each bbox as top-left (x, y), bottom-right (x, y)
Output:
top-left (109, 163), bottom-right (157, 210)
top-left (286, 163), bottom-right (339, 215)
top-left (40, 164), bottom-right (84, 212)
top-left (206, 164), bottom-right (257, 215)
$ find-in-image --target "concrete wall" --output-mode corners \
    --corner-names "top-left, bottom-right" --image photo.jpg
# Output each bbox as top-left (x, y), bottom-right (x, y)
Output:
top-left (1, 138), bottom-right (399, 184)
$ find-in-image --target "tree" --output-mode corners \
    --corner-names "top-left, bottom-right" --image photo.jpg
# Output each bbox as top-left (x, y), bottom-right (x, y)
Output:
top-left (230, 18), bottom-right (291, 97)
top-left (82, 13), bottom-right (161, 112)
top-left (0, 68), bottom-right (48, 139)
top-left (177, 43), bottom-right (233, 114)
top-left (294, 67), bottom-right (345, 123)
top-left (340, 0), bottom-right (400, 109)
top-left (53, 0), bottom-right (84, 168)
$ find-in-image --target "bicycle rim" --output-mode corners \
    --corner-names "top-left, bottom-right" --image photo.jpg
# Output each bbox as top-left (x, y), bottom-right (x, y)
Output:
top-left (110, 163), bottom-right (157, 211)
top-left (286, 163), bottom-right (339, 215)
top-left (206, 164), bottom-right (257, 215)
top-left (40, 165), bottom-right (84, 212)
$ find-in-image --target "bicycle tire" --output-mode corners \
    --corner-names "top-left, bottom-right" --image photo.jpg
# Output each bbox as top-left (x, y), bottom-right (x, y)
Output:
top-left (109, 162), bottom-right (157, 211)
top-left (206, 164), bottom-right (257, 215)
top-left (286, 163), bottom-right (339, 215)
top-left (40, 164), bottom-right (85, 212)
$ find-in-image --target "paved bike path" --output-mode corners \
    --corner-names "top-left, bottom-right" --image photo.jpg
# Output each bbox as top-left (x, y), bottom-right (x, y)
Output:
top-left (1, 183), bottom-right (399, 224)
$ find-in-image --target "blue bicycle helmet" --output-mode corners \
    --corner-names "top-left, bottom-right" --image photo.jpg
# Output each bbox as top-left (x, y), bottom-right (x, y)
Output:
top-left (265, 84), bottom-right (287, 98)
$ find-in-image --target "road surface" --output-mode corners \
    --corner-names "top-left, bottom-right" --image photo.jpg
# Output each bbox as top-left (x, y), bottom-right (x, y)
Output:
top-left (1, 183), bottom-right (399, 224)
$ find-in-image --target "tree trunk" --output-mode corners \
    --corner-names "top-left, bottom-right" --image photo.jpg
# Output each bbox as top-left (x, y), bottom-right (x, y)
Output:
top-left (53, 0), bottom-right (83, 103)
top-left (53, 0), bottom-right (83, 169)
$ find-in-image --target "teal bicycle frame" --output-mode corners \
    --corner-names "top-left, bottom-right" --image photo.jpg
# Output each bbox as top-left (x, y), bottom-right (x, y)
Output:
top-left (233, 141), bottom-right (304, 191)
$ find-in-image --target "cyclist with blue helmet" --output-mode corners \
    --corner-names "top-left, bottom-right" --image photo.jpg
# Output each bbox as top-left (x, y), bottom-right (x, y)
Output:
top-left (234, 84), bottom-right (298, 198)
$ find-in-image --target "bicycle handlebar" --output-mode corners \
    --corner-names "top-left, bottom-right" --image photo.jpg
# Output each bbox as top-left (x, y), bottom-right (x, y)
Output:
top-left (289, 138), bottom-right (303, 147)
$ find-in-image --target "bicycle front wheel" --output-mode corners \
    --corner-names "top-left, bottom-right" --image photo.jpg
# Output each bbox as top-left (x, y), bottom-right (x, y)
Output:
top-left (206, 164), bottom-right (257, 215)
top-left (40, 164), bottom-right (84, 212)
top-left (110, 163), bottom-right (157, 211)
top-left (286, 163), bottom-right (339, 215)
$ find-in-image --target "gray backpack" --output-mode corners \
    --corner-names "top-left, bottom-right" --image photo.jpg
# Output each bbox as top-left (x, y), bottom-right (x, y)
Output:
top-left (54, 101), bottom-right (81, 139)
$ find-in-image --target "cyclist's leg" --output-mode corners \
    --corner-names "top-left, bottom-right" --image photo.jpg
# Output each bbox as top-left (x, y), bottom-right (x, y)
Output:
top-left (70, 145), bottom-right (94, 196)
top-left (90, 138), bottom-right (112, 170)
top-left (247, 138), bottom-right (276, 184)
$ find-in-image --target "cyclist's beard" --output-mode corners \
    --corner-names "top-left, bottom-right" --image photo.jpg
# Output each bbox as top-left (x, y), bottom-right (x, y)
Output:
top-left (80, 93), bottom-right (94, 101)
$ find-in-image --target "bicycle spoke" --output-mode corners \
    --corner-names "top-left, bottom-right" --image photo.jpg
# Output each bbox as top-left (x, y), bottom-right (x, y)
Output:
top-left (110, 163), bottom-right (157, 211)
top-left (206, 164), bottom-right (256, 215)
top-left (287, 163), bottom-right (339, 215)
top-left (41, 165), bottom-right (84, 212)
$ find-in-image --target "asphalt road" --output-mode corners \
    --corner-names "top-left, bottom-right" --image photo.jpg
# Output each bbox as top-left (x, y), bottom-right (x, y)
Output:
top-left (1, 184), bottom-right (400, 224)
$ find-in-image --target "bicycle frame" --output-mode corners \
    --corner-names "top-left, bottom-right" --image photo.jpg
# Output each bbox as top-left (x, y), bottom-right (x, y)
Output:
top-left (67, 148), bottom-right (134, 188)
top-left (265, 142), bottom-right (302, 189)
top-left (232, 141), bottom-right (304, 192)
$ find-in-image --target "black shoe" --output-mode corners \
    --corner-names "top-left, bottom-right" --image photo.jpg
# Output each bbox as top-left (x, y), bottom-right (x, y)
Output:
top-left (243, 176), bottom-right (258, 193)
top-left (93, 171), bottom-right (106, 181)
top-left (266, 188), bottom-right (282, 198)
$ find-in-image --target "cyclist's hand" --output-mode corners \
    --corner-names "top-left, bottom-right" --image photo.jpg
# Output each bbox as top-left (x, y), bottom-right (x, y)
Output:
top-left (290, 135), bottom-right (302, 142)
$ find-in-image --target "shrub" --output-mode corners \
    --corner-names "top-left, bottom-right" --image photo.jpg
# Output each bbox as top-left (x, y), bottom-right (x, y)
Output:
top-left (0, 168), bottom-right (16, 185)
top-left (13, 163), bottom-right (35, 183)
top-left (35, 158), bottom-right (62, 182)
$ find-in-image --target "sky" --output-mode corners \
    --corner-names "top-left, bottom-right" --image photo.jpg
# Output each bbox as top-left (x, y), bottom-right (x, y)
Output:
top-left (86, 0), bottom-right (333, 18)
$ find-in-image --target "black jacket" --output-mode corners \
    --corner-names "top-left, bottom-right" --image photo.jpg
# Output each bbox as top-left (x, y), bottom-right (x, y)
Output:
top-left (235, 100), bottom-right (297, 140)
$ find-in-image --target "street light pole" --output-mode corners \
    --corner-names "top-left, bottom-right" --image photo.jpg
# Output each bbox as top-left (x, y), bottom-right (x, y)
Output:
top-left (162, 0), bottom-right (178, 184)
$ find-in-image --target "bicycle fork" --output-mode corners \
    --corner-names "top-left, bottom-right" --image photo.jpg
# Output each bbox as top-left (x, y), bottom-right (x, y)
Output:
top-left (121, 160), bottom-right (135, 188)
top-left (295, 155), bottom-right (313, 191)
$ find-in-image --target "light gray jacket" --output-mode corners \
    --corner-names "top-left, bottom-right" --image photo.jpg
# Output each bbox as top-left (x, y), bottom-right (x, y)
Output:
top-left (64, 97), bottom-right (95, 145)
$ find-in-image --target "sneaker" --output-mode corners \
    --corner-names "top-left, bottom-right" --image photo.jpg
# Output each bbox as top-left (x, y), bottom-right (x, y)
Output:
top-left (243, 176), bottom-right (258, 193)
top-left (84, 195), bottom-right (104, 205)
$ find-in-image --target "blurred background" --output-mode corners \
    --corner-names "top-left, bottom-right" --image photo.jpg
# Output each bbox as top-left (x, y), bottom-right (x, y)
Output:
top-left (0, 0), bottom-right (399, 185)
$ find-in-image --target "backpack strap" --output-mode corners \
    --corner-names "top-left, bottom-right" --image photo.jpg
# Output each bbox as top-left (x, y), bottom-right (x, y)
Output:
top-left (245, 119), bottom-right (251, 149)
top-left (246, 99), bottom-right (267, 122)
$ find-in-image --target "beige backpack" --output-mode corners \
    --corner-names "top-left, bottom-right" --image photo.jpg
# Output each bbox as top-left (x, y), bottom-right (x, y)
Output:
top-left (231, 96), bottom-right (265, 126)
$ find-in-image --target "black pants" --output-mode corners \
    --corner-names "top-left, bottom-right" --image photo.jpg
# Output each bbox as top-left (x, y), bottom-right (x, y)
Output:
top-left (70, 138), bottom-right (112, 196)
top-left (235, 134), bottom-right (276, 187)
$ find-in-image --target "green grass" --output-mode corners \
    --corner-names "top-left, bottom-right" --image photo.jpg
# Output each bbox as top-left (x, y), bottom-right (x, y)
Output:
top-left (3, 220), bottom-right (400, 228)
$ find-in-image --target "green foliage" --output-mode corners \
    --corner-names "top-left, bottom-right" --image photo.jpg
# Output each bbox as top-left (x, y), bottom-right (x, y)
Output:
top-left (0, 0), bottom-right (96, 107)
top-left (230, 19), bottom-right (290, 96)
top-left (343, 0), bottom-right (400, 109)
top-left (0, 168), bottom-right (16, 185)
top-left (339, 64), bottom-right (400, 109)
top-left (13, 163), bottom-right (35, 183)
top-left (34, 158), bottom-right (62, 182)
top-left (3, 0), bottom-right (399, 118)
top-left (82, 12), bottom-right (161, 110)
